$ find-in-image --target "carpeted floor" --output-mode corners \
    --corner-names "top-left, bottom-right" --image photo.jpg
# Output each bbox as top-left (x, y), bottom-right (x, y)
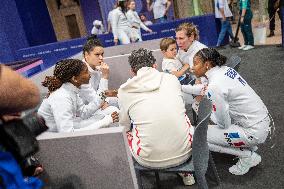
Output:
top-left (140, 45), bottom-right (284, 189)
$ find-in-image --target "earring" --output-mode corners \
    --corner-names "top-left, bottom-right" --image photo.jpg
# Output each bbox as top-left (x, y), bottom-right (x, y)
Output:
top-left (206, 66), bottom-right (209, 70)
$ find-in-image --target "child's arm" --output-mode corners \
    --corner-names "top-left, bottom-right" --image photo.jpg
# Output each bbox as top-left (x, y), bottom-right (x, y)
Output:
top-left (171, 64), bottom-right (190, 78)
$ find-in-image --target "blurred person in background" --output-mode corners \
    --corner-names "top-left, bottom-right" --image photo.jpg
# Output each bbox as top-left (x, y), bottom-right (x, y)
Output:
top-left (139, 13), bottom-right (153, 26)
top-left (126, 0), bottom-right (152, 42)
top-left (146, 0), bottom-right (171, 23)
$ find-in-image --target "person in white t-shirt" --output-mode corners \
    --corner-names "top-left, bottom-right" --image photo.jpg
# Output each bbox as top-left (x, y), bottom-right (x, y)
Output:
top-left (214, 0), bottom-right (234, 46)
top-left (146, 0), bottom-right (171, 23)
top-left (126, 0), bottom-right (152, 42)
top-left (160, 37), bottom-right (206, 105)
top-left (193, 48), bottom-right (271, 176)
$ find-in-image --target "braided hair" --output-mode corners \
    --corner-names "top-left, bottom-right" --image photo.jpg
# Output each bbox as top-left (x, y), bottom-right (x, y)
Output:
top-left (175, 22), bottom-right (199, 40)
top-left (42, 59), bottom-right (84, 94)
top-left (195, 48), bottom-right (227, 67)
top-left (128, 48), bottom-right (156, 74)
top-left (83, 35), bottom-right (103, 57)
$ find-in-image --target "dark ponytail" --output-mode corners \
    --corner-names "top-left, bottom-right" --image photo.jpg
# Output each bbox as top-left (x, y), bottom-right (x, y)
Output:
top-left (195, 48), bottom-right (227, 67)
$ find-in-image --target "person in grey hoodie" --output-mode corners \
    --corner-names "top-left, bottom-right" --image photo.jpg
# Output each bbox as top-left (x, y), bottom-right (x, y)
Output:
top-left (118, 48), bottom-right (195, 186)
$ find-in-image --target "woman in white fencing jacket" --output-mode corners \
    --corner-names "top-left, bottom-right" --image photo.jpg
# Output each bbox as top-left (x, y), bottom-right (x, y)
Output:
top-left (193, 48), bottom-right (271, 176)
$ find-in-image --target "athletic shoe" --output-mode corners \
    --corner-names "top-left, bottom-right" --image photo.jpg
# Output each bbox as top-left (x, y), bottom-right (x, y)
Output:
top-left (238, 45), bottom-right (247, 49)
top-left (229, 152), bottom-right (261, 175)
top-left (243, 45), bottom-right (254, 51)
top-left (178, 173), bottom-right (195, 186)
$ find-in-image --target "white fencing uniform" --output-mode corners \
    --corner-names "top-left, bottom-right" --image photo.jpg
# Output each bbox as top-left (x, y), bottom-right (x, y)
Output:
top-left (126, 9), bottom-right (151, 41)
top-left (111, 7), bottom-right (133, 44)
top-left (205, 66), bottom-right (270, 158)
top-left (38, 83), bottom-right (118, 133)
top-left (79, 60), bottom-right (118, 107)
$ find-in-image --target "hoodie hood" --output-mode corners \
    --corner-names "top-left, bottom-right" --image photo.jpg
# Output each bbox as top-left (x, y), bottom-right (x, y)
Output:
top-left (120, 67), bottom-right (162, 93)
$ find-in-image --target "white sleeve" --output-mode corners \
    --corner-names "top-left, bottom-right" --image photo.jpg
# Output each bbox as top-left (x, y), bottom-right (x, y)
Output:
top-left (126, 11), bottom-right (134, 24)
top-left (91, 27), bottom-right (96, 35)
top-left (117, 91), bottom-right (131, 131)
top-left (76, 96), bottom-right (102, 119)
top-left (74, 115), bottom-right (113, 131)
top-left (79, 83), bottom-right (103, 106)
top-left (181, 84), bottom-right (204, 95)
top-left (207, 85), bottom-right (231, 129)
top-left (140, 20), bottom-right (150, 31)
top-left (111, 10), bottom-right (119, 39)
top-left (50, 96), bottom-right (76, 133)
top-left (97, 78), bottom-right (108, 95)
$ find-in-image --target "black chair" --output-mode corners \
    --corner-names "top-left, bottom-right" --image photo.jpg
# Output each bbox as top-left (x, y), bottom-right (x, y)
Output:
top-left (134, 98), bottom-right (220, 189)
top-left (225, 55), bottom-right (241, 71)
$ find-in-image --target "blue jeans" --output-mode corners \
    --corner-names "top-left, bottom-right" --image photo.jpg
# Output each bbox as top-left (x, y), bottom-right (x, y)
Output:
top-left (216, 18), bottom-right (234, 46)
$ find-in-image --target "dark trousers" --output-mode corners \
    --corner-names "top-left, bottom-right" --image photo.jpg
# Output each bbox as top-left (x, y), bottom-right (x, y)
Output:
top-left (240, 10), bottom-right (254, 46)
top-left (268, 6), bottom-right (281, 31)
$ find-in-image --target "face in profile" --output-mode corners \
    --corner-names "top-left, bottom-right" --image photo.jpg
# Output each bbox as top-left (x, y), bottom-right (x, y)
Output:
top-left (85, 46), bottom-right (104, 68)
top-left (75, 64), bottom-right (91, 85)
top-left (163, 43), bottom-right (177, 59)
top-left (193, 56), bottom-right (207, 78)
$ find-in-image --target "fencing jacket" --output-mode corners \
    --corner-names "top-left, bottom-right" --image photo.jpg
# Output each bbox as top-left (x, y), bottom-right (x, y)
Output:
top-left (118, 67), bottom-right (193, 168)
top-left (205, 66), bottom-right (268, 129)
top-left (126, 9), bottom-right (150, 31)
top-left (111, 7), bottom-right (132, 40)
top-left (79, 60), bottom-right (108, 105)
top-left (38, 83), bottom-right (113, 133)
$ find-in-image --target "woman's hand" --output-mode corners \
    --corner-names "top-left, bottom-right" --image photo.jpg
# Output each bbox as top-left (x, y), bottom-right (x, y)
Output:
top-left (100, 62), bottom-right (110, 79)
top-left (111, 111), bottom-right (119, 123)
top-left (100, 101), bottom-right (109, 110)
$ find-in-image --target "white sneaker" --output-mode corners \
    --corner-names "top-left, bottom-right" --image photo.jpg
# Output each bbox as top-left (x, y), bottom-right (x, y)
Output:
top-left (243, 45), bottom-right (254, 51)
top-left (178, 173), bottom-right (195, 186)
top-left (229, 152), bottom-right (261, 175)
top-left (238, 45), bottom-right (247, 49)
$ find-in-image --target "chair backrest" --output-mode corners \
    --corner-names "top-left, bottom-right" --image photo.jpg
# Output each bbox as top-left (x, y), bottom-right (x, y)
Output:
top-left (225, 55), bottom-right (241, 71)
top-left (192, 98), bottom-right (212, 189)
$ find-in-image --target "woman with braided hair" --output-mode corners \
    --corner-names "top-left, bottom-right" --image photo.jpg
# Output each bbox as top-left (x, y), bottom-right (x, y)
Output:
top-left (193, 48), bottom-right (271, 175)
top-left (38, 59), bottom-right (119, 133)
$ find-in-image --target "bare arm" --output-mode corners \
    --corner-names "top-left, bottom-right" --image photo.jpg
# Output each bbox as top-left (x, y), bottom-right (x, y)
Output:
top-left (164, 0), bottom-right (172, 15)
top-left (171, 64), bottom-right (190, 77)
top-left (0, 65), bottom-right (40, 115)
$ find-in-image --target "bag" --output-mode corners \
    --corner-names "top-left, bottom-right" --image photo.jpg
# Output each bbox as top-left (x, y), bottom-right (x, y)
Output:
top-left (254, 24), bottom-right (267, 44)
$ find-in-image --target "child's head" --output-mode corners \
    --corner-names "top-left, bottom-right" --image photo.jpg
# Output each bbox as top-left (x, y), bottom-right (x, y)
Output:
top-left (160, 38), bottom-right (177, 59)
top-left (42, 59), bottom-right (90, 93)
top-left (128, 48), bottom-right (156, 75)
top-left (83, 35), bottom-right (104, 69)
top-left (127, 0), bottom-right (135, 10)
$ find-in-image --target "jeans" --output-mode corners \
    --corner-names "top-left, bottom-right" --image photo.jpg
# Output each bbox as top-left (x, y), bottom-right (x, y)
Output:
top-left (240, 10), bottom-right (254, 46)
top-left (216, 18), bottom-right (234, 46)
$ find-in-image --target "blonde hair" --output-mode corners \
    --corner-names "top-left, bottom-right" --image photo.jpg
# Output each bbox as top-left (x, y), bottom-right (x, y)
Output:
top-left (175, 22), bottom-right (199, 40)
top-left (160, 38), bottom-right (176, 51)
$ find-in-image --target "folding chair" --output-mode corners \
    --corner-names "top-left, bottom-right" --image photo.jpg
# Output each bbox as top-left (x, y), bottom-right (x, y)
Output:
top-left (134, 98), bottom-right (220, 189)
top-left (225, 55), bottom-right (241, 71)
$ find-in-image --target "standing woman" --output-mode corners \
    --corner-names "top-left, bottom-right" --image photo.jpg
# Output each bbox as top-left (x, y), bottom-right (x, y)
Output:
top-left (126, 0), bottom-right (152, 42)
top-left (238, 0), bottom-right (254, 51)
top-left (111, 0), bottom-right (134, 45)
top-left (193, 48), bottom-right (271, 175)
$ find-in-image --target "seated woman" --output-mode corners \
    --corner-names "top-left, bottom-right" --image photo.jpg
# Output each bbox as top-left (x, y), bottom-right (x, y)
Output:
top-left (192, 48), bottom-right (271, 175)
top-left (38, 59), bottom-right (119, 133)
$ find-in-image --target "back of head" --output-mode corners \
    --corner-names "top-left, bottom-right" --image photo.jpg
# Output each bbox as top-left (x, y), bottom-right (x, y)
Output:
top-left (175, 22), bottom-right (199, 40)
top-left (195, 48), bottom-right (227, 67)
top-left (128, 48), bottom-right (156, 74)
top-left (83, 35), bottom-right (103, 56)
top-left (160, 38), bottom-right (176, 51)
top-left (42, 59), bottom-right (84, 93)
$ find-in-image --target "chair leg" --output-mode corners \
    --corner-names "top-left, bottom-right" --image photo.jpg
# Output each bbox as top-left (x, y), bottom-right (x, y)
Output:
top-left (208, 152), bottom-right (221, 185)
top-left (154, 171), bottom-right (161, 189)
top-left (135, 169), bottom-right (144, 189)
top-left (192, 108), bottom-right (198, 126)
